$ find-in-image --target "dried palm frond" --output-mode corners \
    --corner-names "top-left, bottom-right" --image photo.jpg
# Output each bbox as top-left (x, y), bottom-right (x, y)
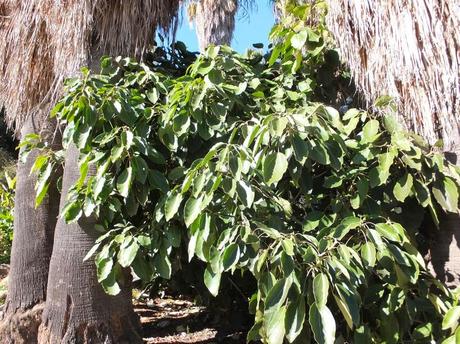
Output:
top-left (189, 0), bottom-right (239, 51)
top-left (327, 0), bottom-right (460, 150)
top-left (0, 0), bottom-right (181, 137)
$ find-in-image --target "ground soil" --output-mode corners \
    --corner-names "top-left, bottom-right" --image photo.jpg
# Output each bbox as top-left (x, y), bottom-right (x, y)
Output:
top-left (0, 267), bottom-right (254, 343)
top-left (138, 296), bottom-right (251, 343)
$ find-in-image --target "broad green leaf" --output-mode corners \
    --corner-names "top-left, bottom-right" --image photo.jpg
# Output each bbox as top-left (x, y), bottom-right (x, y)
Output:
top-left (442, 306), bottom-right (460, 331)
top-left (148, 170), bottom-right (169, 193)
top-left (184, 196), bottom-right (203, 228)
top-left (292, 134), bottom-right (310, 164)
top-left (204, 266), bottom-right (221, 297)
top-left (116, 166), bottom-right (133, 198)
top-left (313, 273), bottom-right (329, 308)
top-left (121, 130), bottom-right (134, 148)
top-left (117, 239), bottom-right (139, 268)
top-left (393, 173), bottom-right (413, 202)
top-left (323, 175), bottom-right (342, 188)
top-left (164, 191), bottom-right (183, 221)
top-left (336, 284), bottom-right (360, 327)
top-left (83, 243), bottom-right (101, 262)
top-left (334, 216), bottom-right (361, 240)
top-left (414, 179), bottom-right (430, 207)
top-left (270, 117), bottom-right (288, 137)
top-left (236, 180), bottom-right (255, 208)
top-left (309, 303), bottom-right (336, 344)
top-left (100, 269), bottom-right (121, 296)
top-left (97, 258), bottom-right (113, 283)
top-left (361, 242), bottom-right (376, 267)
top-left (291, 30), bottom-right (308, 49)
top-left (62, 200), bottom-right (83, 223)
top-left (265, 306), bottom-right (287, 344)
top-left (263, 152), bottom-right (288, 186)
top-left (153, 252), bottom-right (172, 279)
top-left (35, 163), bottom-right (53, 207)
top-left (433, 177), bottom-right (459, 213)
top-left (132, 255), bottom-right (154, 281)
top-left (137, 235), bottom-right (151, 247)
top-left (361, 119), bottom-right (379, 143)
top-left (132, 156), bottom-right (148, 184)
top-left (375, 223), bottom-right (402, 243)
top-left (303, 211), bottom-right (323, 232)
top-left (310, 144), bottom-right (330, 165)
top-left (285, 297), bottom-right (306, 343)
top-left (222, 243), bottom-right (240, 271)
top-left (265, 278), bottom-right (292, 313)
top-left (333, 294), bottom-right (353, 329)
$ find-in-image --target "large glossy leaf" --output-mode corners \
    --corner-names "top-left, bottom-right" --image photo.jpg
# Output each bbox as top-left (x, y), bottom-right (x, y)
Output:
top-left (204, 266), bottom-right (221, 297)
top-left (442, 306), bottom-right (460, 331)
top-left (265, 306), bottom-right (287, 344)
top-left (361, 119), bottom-right (379, 143)
top-left (164, 191), bottom-right (183, 221)
top-left (153, 251), bottom-right (172, 279)
top-left (361, 242), bottom-right (376, 267)
top-left (184, 196), bottom-right (204, 228)
top-left (433, 177), bottom-right (459, 213)
top-left (292, 134), bottom-right (310, 164)
top-left (393, 172), bottom-right (413, 202)
top-left (265, 278), bottom-right (292, 313)
top-left (309, 303), bottom-right (336, 344)
top-left (117, 239), bottom-right (139, 268)
top-left (236, 180), bottom-right (255, 208)
top-left (263, 152), bottom-right (288, 186)
top-left (221, 243), bottom-right (240, 271)
top-left (285, 297), bottom-right (306, 343)
top-left (116, 166), bottom-right (133, 198)
top-left (313, 273), bottom-right (329, 308)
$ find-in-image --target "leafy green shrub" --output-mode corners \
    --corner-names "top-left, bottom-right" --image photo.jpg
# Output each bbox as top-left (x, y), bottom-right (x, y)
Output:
top-left (30, 2), bottom-right (460, 343)
top-left (0, 173), bottom-right (14, 264)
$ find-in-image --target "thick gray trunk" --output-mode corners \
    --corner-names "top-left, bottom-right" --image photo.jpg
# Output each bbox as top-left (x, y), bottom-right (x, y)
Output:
top-left (427, 151), bottom-right (460, 287)
top-left (38, 144), bottom-right (141, 344)
top-left (0, 117), bottom-right (61, 343)
top-left (428, 213), bottom-right (460, 287)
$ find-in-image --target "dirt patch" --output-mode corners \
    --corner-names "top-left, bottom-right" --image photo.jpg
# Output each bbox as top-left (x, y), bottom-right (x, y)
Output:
top-left (138, 297), bottom-right (251, 343)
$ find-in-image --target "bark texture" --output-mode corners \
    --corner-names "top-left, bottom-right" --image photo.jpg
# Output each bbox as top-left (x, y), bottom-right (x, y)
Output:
top-left (38, 144), bottom-right (141, 344)
top-left (427, 151), bottom-right (460, 287)
top-left (0, 116), bottom-right (61, 343)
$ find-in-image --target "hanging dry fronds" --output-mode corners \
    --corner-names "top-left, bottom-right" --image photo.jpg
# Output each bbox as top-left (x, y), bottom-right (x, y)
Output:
top-left (191, 0), bottom-right (239, 51)
top-left (327, 0), bottom-right (460, 151)
top-left (0, 0), bottom-right (181, 137)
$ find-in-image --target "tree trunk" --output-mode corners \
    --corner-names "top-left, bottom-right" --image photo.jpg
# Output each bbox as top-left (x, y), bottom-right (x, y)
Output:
top-left (427, 151), bottom-right (460, 288)
top-left (38, 144), bottom-right (141, 344)
top-left (0, 117), bottom-right (61, 343)
top-left (427, 213), bottom-right (460, 287)
top-left (195, 0), bottom-right (238, 51)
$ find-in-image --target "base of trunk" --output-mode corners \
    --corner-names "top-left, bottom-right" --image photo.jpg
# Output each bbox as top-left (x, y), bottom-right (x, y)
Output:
top-left (427, 212), bottom-right (460, 288)
top-left (0, 303), bottom-right (44, 344)
top-left (37, 312), bottom-right (142, 344)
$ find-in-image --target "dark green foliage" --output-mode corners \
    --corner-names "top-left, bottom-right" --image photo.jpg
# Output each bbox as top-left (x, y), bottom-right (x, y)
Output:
top-left (28, 2), bottom-right (460, 343)
top-left (0, 174), bottom-right (14, 264)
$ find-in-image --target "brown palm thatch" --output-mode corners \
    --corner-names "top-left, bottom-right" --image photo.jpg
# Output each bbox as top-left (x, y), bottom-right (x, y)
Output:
top-left (188, 0), bottom-right (241, 51)
top-left (326, 0), bottom-right (460, 151)
top-left (0, 0), bottom-right (181, 137)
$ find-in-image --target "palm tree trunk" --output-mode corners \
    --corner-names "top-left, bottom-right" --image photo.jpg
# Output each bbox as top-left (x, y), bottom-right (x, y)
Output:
top-left (427, 151), bottom-right (460, 287)
top-left (38, 144), bottom-right (141, 343)
top-left (195, 0), bottom-right (238, 51)
top-left (0, 116), bottom-right (61, 343)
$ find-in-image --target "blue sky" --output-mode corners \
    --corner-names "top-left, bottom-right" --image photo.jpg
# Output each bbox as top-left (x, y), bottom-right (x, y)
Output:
top-left (175, 2), bottom-right (275, 52)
